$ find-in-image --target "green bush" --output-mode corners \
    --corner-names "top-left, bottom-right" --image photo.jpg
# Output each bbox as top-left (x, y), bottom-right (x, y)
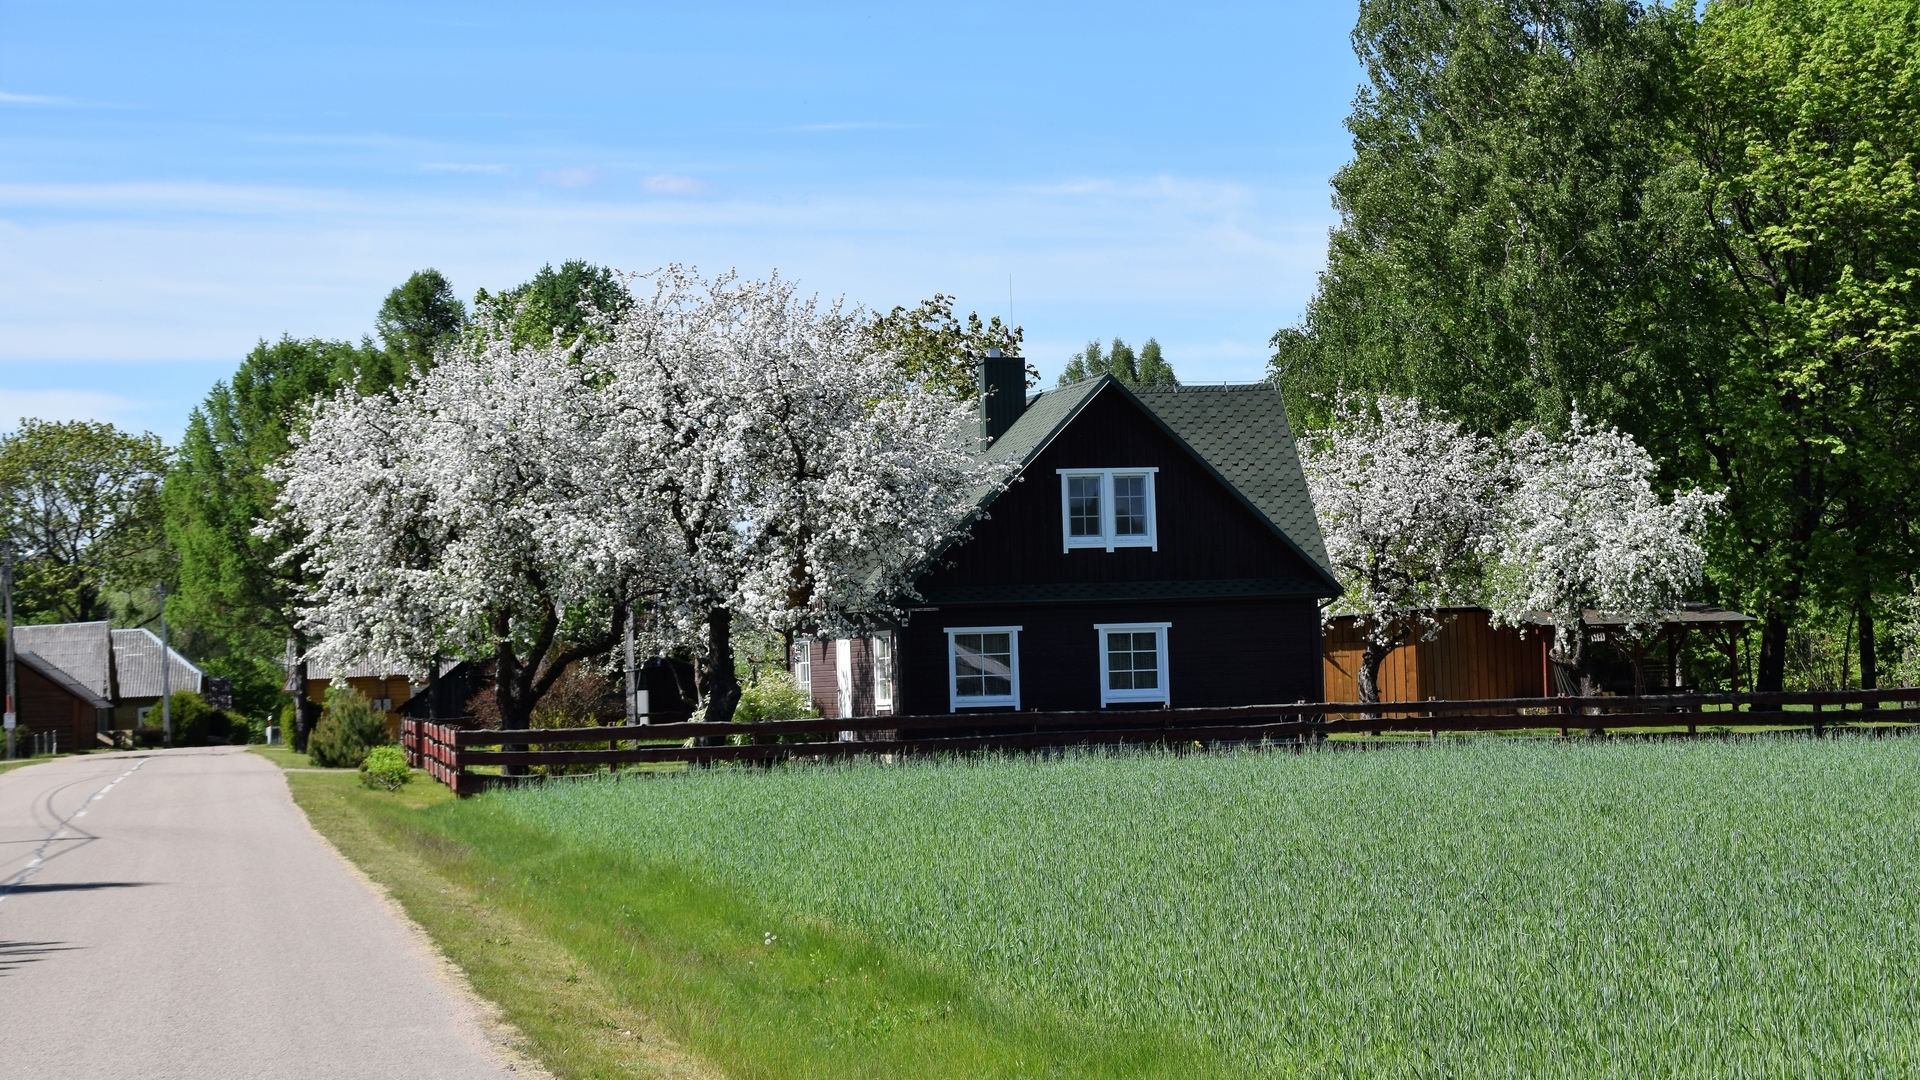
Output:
top-left (146, 691), bottom-right (228, 747)
top-left (733, 668), bottom-right (817, 723)
top-left (308, 688), bottom-right (391, 768)
top-left (358, 744), bottom-right (412, 791)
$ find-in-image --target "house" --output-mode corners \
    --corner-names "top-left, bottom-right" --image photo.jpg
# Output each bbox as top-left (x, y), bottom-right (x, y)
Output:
top-left (1322, 603), bottom-right (1758, 701)
top-left (12, 650), bottom-right (113, 750)
top-left (10, 621), bottom-right (205, 739)
top-left (291, 657), bottom-right (425, 737)
top-left (796, 358), bottom-right (1341, 718)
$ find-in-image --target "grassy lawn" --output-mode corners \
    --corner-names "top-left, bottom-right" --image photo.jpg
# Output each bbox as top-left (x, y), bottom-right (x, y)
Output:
top-left (277, 757), bottom-right (1212, 1080)
top-left (276, 735), bottom-right (1920, 1078)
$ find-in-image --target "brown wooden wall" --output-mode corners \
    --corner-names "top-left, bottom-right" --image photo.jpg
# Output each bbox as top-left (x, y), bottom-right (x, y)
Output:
top-left (1322, 608), bottom-right (1545, 703)
top-left (805, 637), bottom-right (891, 719)
top-left (897, 596), bottom-right (1322, 715)
top-left (917, 386), bottom-right (1323, 594)
top-left (18, 663), bottom-right (100, 747)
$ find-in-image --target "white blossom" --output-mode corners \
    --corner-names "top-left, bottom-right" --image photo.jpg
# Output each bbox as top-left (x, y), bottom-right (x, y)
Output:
top-left (1486, 408), bottom-right (1723, 664)
top-left (1302, 395), bottom-right (1502, 701)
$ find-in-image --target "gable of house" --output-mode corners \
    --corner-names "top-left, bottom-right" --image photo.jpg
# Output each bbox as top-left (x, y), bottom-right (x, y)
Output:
top-left (12, 621), bottom-right (114, 699)
top-left (913, 377), bottom-right (1338, 605)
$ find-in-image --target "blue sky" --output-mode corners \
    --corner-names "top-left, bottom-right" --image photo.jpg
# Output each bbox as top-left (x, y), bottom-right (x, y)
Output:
top-left (0, 0), bottom-right (1363, 442)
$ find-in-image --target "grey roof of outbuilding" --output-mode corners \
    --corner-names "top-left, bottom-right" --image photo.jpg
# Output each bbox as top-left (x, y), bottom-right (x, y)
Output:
top-left (967, 376), bottom-right (1338, 593)
top-left (12, 622), bottom-right (113, 699)
top-left (109, 629), bottom-right (204, 699)
top-left (16, 650), bottom-right (113, 710)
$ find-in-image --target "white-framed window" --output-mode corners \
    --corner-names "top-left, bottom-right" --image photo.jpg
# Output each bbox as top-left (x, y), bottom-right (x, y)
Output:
top-left (792, 639), bottom-right (813, 707)
top-left (872, 632), bottom-right (895, 713)
top-left (1057, 468), bottom-right (1158, 551)
top-left (1095, 622), bottom-right (1171, 706)
top-left (370, 697), bottom-right (393, 713)
top-left (946, 626), bottom-right (1021, 710)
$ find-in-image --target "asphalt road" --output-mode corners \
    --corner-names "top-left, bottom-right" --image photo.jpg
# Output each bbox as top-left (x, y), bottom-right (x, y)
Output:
top-left (0, 747), bottom-right (526, 1080)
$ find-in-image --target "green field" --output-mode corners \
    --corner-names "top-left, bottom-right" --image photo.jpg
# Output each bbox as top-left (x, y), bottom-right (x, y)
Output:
top-left (455, 737), bottom-right (1920, 1078)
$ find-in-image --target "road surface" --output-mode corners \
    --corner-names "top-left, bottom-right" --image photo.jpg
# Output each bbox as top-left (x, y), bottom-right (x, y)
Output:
top-left (0, 747), bottom-right (527, 1079)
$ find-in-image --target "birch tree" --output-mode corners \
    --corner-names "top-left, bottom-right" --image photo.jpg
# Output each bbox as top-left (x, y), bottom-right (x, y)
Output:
top-left (1302, 396), bottom-right (1501, 703)
top-left (1486, 410), bottom-right (1722, 693)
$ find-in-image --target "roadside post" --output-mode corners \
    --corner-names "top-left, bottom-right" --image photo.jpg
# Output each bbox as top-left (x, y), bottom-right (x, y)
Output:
top-left (3, 538), bottom-right (14, 761)
top-left (158, 581), bottom-right (172, 748)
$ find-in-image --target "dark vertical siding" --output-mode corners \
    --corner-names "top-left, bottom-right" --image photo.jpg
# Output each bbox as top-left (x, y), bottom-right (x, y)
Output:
top-left (917, 387), bottom-right (1322, 593)
top-left (19, 664), bottom-right (92, 747)
top-left (899, 597), bottom-right (1322, 715)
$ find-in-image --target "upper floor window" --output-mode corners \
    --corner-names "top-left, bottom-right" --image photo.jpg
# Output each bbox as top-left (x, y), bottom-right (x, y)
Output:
top-left (1057, 469), bottom-right (1158, 551)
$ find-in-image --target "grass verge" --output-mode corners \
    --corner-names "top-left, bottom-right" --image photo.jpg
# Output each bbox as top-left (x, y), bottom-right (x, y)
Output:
top-left (280, 764), bottom-right (1228, 1080)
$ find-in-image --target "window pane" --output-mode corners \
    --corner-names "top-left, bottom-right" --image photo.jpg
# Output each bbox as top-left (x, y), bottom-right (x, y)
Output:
top-left (1068, 476), bottom-right (1102, 537)
top-left (1106, 630), bottom-right (1159, 691)
top-left (1113, 475), bottom-right (1148, 536)
top-left (954, 632), bottom-right (1014, 698)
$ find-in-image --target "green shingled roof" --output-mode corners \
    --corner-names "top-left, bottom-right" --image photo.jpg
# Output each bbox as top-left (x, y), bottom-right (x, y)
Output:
top-left (973, 376), bottom-right (1338, 592)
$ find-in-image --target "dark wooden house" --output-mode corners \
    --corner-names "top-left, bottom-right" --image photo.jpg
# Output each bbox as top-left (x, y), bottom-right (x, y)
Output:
top-left (798, 359), bottom-right (1341, 718)
top-left (13, 650), bottom-right (113, 750)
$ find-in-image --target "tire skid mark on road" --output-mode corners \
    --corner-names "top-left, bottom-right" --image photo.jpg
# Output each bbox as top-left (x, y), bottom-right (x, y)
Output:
top-left (0, 759), bottom-right (149, 906)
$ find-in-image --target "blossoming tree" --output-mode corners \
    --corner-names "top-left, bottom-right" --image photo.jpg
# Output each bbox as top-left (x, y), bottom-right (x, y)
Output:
top-left (1486, 410), bottom-right (1723, 694)
top-left (1302, 396), bottom-right (1502, 704)
top-left (279, 267), bottom-right (1010, 737)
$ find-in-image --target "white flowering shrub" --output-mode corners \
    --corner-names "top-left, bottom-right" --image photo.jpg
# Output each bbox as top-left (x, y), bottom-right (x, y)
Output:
top-left (1302, 396), bottom-right (1502, 702)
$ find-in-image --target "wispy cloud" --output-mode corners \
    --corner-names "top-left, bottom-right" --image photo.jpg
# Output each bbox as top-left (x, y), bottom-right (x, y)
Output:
top-left (0, 388), bottom-right (142, 427)
top-left (641, 173), bottom-right (704, 195)
top-left (420, 162), bottom-right (507, 174)
top-left (0, 90), bottom-right (71, 106)
top-left (788, 121), bottom-right (921, 133)
top-left (538, 167), bottom-right (601, 189)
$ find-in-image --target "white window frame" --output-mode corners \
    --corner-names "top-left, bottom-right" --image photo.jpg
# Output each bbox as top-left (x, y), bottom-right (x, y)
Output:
top-left (792, 639), bottom-right (813, 707)
top-left (834, 639), bottom-right (854, 718)
top-left (1094, 622), bottom-right (1171, 706)
top-left (945, 626), bottom-right (1022, 711)
top-left (1057, 468), bottom-right (1158, 552)
top-left (871, 632), bottom-right (895, 713)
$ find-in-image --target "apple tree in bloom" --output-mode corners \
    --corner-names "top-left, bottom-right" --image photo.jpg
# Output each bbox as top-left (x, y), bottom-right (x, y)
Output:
top-left (1302, 395), bottom-right (1502, 704)
top-left (274, 315), bottom-right (659, 738)
top-left (1485, 409), bottom-right (1723, 694)
top-left (598, 268), bottom-right (1013, 722)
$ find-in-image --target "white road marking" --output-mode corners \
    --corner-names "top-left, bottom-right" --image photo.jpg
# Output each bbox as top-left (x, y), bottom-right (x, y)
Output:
top-left (0, 758), bottom-right (148, 905)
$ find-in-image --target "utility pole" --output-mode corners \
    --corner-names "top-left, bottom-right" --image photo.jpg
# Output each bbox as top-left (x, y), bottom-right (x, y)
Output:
top-left (158, 581), bottom-right (172, 748)
top-left (3, 539), bottom-right (15, 761)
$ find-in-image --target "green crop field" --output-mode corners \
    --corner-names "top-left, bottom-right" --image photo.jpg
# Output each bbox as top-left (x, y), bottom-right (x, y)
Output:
top-left (462, 736), bottom-right (1920, 1078)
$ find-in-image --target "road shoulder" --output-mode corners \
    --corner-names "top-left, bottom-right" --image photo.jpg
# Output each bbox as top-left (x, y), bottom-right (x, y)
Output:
top-left (276, 761), bottom-right (721, 1080)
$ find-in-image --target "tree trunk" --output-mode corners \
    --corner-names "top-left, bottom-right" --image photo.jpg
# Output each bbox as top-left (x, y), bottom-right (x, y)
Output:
top-left (701, 606), bottom-right (742, 729)
top-left (1757, 610), bottom-right (1789, 695)
top-left (1860, 592), bottom-right (1877, 709)
top-left (496, 615), bottom-right (531, 777)
top-left (1357, 638), bottom-right (1393, 707)
top-left (291, 658), bottom-right (319, 752)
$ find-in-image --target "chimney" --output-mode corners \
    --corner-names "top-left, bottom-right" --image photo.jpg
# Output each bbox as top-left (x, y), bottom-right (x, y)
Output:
top-left (977, 347), bottom-right (1026, 446)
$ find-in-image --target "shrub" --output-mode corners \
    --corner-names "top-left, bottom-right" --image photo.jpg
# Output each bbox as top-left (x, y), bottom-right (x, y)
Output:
top-left (144, 691), bottom-right (228, 747)
top-left (734, 668), bottom-right (817, 723)
top-left (358, 745), bottom-right (411, 791)
top-left (308, 688), bottom-right (391, 768)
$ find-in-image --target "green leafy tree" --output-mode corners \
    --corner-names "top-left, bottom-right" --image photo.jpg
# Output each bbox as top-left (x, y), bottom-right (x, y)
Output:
top-left (1667, 0), bottom-right (1920, 691)
top-left (163, 336), bottom-right (394, 744)
top-left (473, 260), bottom-right (631, 347)
top-left (0, 419), bottom-right (169, 624)
top-left (375, 268), bottom-right (466, 378)
top-left (1060, 337), bottom-right (1179, 388)
top-left (868, 293), bottom-right (1029, 402)
top-left (1268, 0), bottom-right (1690, 432)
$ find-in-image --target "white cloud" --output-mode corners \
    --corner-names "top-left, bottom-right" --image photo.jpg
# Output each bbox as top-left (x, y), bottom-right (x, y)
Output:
top-left (641, 173), bottom-right (704, 195)
top-left (0, 90), bottom-right (70, 106)
top-left (538, 167), bottom-right (602, 189)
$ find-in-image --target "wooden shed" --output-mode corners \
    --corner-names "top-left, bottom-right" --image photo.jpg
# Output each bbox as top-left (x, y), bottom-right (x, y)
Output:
top-left (14, 650), bottom-right (113, 750)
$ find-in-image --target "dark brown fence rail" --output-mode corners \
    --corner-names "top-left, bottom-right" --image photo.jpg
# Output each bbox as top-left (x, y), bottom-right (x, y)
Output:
top-left (400, 688), bottom-right (1920, 795)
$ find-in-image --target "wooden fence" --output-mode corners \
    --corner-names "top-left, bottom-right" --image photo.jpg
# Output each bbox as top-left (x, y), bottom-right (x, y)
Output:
top-left (400, 687), bottom-right (1920, 795)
